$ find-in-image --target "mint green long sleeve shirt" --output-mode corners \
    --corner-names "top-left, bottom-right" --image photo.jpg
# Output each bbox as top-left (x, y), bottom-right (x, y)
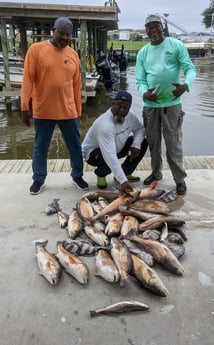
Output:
top-left (136, 37), bottom-right (196, 108)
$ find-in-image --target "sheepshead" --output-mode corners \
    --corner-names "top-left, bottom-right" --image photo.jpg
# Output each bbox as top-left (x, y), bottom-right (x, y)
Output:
top-left (165, 243), bottom-right (186, 260)
top-left (110, 237), bottom-right (132, 287)
top-left (167, 232), bottom-right (184, 245)
top-left (141, 229), bottom-right (161, 241)
top-left (131, 254), bottom-right (169, 297)
top-left (105, 212), bottom-right (124, 237)
top-left (123, 229), bottom-right (184, 275)
top-left (123, 239), bottom-right (154, 267)
top-left (94, 249), bottom-right (120, 283)
top-left (91, 194), bottom-right (133, 221)
top-left (57, 210), bottom-right (69, 228)
top-left (84, 224), bottom-right (109, 246)
top-left (63, 239), bottom-right (110, 256)
top-left (46, 199), bottom-right (62, 215)
top-left (76, 197), bottom-right (94, 220)
top-left (120, 215), bottom-right (139, 236)
top-left (158, 189), bottom-right (178, 203)
top-left (90, 300), bottom-right (150, 317)
top-left (56, 241), bottom-right (89, 284)
top-left (168, 227), bottom-right (188, 241)
top-left (67, 209), bottom-right (83, 239)
top-left (34, 240), bottom-right (62, 285)
top-left (82, 190), bottom-right (120, 202)
top-left (131, 199), bottom-right (171, 215)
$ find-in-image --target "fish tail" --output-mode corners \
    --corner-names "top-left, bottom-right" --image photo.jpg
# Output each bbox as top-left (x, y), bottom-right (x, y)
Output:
top-left (119, 274), bottom-right (132, 288)
top-left (89, 310), bottom-right (97, 317)
top-left (33, 239), bottom-right (48, 247)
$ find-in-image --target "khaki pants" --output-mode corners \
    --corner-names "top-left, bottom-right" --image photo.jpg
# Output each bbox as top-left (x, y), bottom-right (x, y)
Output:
top-left (143, 104), bottom-right (187, 183)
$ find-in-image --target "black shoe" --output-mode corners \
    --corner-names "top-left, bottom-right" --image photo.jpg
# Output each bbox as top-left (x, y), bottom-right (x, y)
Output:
top-left (176, 181), bottom-right (187, 195)
top-left (30, 181), bottom-right (45, 195)
top-left (143, 173), bottom-right (162, 185)
top-left (72, 177), bottom-right (89, 191)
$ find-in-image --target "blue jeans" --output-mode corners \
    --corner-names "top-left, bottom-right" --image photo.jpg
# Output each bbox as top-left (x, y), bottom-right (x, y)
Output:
top-left (32, 118), bottom-right (84, 183)
top-left (87, 136), bottom-right (148, 177)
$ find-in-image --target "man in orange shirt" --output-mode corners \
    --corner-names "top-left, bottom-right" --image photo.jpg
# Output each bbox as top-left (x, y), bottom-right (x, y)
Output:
top-left (21, 17), bottom-right (88, 194)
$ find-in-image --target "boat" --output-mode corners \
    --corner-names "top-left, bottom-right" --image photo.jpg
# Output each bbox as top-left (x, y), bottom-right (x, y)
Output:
top-left (184, 42), bottom-right (214, 65)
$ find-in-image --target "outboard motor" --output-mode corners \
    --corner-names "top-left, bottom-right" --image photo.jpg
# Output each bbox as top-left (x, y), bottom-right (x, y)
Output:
top-left (95, 53), bottom-right (116, 91)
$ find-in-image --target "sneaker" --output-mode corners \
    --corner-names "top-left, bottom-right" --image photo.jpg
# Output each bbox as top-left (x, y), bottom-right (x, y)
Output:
top-left (97, 176), bottom-right (107, 189)
top-left (143, 173), bottom-right (162, 185)
top-left (72, 177), bottom-right (89, 191)
top-left (30, 181), bottom-right (45, 195)
top-left (176, 181), bottom-right (187, 195)
top-left (126, 175), bottom-right (140, 182)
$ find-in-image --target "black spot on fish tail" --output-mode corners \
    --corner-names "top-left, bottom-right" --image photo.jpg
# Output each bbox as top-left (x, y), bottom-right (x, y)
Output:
top-left (89, 310), bottom-right (97, 317)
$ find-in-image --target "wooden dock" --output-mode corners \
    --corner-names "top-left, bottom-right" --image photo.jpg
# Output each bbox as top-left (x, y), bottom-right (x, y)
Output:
top-left (0, 156), bottom-right (214, 174)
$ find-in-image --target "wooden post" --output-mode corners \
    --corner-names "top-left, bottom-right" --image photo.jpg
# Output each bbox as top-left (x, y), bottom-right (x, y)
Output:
top-left (0, 18), bottom-right (11, 91)
top-left (79, 19), bottom-right (87, 101)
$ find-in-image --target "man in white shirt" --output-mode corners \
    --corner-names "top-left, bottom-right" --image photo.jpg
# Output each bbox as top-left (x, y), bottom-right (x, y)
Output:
top-left (82, 91), bottom-right (148, 194)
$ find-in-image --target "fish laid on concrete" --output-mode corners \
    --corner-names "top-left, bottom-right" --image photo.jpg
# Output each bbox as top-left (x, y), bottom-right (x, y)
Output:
top-left (131, 254), bottom-right (169, 297)
top-left (63, 239), bottom-right (111, 256)
top-left (67, 209), bottom-right (83, 239)
top-left (94, 249), bottom-right (120, 283)
top-left (89, 300), bottom-right (150, 317)
top-left (46, 199), bottom-right (62, 215)
top-left (119, 205), bottom-right (157, 221)
top-left (91, 194), bottom-right (133, 221)
top-left (120, 215), bottom-right (139, 236)
top-left (105, 212), bottom-right (124, 237)
top-left (123, 230), bottom-right (184, 275)
top-left (122, 239), bottom-right (154, 267)
top-left (141, 229), bottom-right (161, 241)
top-left (34, 240), bottom-right (62, 285)
top-left (84, 224), bottom-right (109, 246)
top-left (56, 241), bottom-right (89, 284)
top-left (110, 237), bottom-right (132, 287)
top-left (131, 199), bottom-right (171, 215)
top-left (159, 222), bottom-right (168, 243)
top-left (57, 210), bottom-right (69, 228)
top-left (129, 181), bottom-right (164, 200)
top-left (158, 189), bottom-right (178, 203)
top-left (165, 243), bottom-right (186, 260)
top-left (76, 197), bottom-right (94, 220)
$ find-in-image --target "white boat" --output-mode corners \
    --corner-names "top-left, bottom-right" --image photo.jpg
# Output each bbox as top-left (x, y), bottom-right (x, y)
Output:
top-left (184, 42), bottom-right (214, 65)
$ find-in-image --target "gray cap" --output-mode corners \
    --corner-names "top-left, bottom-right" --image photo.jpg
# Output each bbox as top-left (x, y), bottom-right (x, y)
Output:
top-left (53, 17), bottom-right (73, 34)
top-left (145, 14), bottom-right (162, 26)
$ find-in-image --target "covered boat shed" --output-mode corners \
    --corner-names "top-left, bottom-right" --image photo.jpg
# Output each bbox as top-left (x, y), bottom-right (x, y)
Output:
top-left (0, 1), bottom-right (119, 96)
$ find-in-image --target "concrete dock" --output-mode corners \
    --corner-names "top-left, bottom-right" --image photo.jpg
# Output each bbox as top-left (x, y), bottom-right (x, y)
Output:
top-left (0, 159), bottom-right (213, 345)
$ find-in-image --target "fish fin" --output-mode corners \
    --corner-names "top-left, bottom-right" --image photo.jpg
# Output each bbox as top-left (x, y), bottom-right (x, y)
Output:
top-left (120, 228), bottom-right (137, 241)
top-left (119, 274), bottom-right (132, 288)
top-left (33, 239), bottom-right (48, 247)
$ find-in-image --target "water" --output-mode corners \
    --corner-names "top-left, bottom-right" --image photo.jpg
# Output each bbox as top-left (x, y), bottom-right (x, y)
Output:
top-left (0, 63), bottom-right (214, 160)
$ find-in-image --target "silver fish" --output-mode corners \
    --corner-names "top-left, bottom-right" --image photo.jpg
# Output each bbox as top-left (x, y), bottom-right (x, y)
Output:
top-left (166, 243), bottom-right (186, 260)
top-left (158, 189), bottom-right (178, 203)
top-left (141, 229), bottom-right (161, 241)
top-left (94, 249), bottom-right (120, 283)
top-left (34, 240), bottom-right (62, 285)
top-left (56, 241), bottom-right (89, 284)
top-left (46, 199), bottom-right (62, 215)
top-left (90, 300), bottom-right (150, 317)
top-left (159, 222), bottom-right (168, 243)
top-left (63, 239), bottom-right (111, 256)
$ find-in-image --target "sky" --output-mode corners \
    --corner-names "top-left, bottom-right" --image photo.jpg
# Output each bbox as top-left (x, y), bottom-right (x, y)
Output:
top-left (3, 0), bottom-right (212, 33)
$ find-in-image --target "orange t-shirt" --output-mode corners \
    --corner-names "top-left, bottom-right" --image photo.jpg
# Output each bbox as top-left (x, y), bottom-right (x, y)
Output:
top-left (21, 41), bottom-right (82, 119)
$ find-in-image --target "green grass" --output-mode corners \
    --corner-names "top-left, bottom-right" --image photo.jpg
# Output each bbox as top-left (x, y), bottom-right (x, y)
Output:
top-left (107, 40), bottom-right (148, 51)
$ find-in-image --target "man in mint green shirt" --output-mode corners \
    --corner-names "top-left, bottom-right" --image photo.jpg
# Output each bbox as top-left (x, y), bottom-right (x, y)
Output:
top-left (136, 14), bottom-right (196, 195)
